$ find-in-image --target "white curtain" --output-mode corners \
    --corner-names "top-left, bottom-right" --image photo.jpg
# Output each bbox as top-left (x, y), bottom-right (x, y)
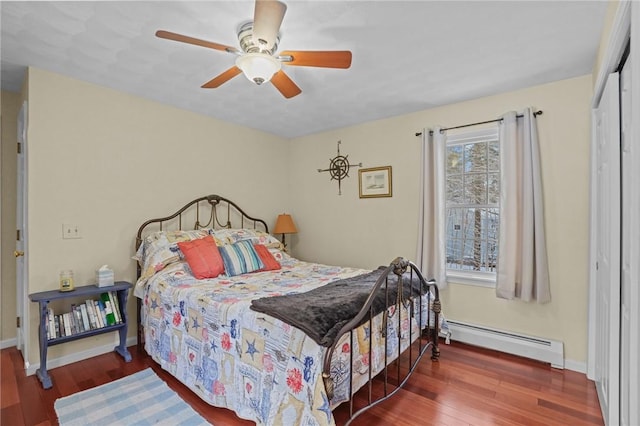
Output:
top-left (496, 109), bottom-right (550, 302)
top-left (416, 127), bottom-right (447, 289)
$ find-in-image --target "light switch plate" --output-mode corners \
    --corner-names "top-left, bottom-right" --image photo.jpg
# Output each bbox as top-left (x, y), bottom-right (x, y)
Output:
top-left (62, 224), bottom-right (81, 239)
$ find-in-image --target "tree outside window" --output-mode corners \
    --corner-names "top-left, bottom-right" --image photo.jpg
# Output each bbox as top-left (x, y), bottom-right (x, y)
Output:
top-left (445, 129), bottom-right (499, 273)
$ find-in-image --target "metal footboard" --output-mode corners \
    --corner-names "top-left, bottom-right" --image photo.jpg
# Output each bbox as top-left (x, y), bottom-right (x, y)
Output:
top-left (322, 257), bottom-right (440, 424)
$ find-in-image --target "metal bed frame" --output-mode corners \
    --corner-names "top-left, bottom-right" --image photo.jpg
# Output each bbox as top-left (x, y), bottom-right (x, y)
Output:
top-left (134, 194), bottom-right (440, 425)
top-left (323, 257), bottom-right (441, 424)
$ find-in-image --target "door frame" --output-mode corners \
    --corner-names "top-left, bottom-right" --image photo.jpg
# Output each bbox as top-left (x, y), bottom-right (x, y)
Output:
top-left (16, 100), bottom-right (29, 366)
top-left (588, 2), bottom-right (639, 425)
top-left (629, 5), bottom-right (640, 425)
top-left (619, 51), bottom-right (633, 426)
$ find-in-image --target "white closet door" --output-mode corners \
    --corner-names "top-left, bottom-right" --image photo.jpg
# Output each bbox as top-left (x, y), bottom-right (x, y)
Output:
top-left (619, 49), bottom-right (636, 426)
top-left (627, 7), bottom-right (640, 423)
top-left (593, 72), bottom-right (620, 426)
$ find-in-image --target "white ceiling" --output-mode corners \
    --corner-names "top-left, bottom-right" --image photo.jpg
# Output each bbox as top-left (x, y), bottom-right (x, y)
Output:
top-left (1, 1), bottom-right (608, 138)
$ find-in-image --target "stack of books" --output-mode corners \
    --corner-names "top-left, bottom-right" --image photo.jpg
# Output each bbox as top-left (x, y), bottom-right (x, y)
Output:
top-left (45, 291), bottom-right (123, 340)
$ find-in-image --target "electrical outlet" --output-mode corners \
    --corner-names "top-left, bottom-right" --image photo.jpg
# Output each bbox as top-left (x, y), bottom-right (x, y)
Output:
top-left (62, 224), bottom-right (82, 239)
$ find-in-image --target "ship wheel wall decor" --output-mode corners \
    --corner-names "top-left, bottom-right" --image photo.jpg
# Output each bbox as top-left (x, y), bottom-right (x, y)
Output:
top-left (317, 141), bottom-right (362, 195)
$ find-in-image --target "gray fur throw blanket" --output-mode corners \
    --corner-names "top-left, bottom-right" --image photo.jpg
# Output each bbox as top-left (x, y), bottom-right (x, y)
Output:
top-left (250, 267), bottom-right (429, 347)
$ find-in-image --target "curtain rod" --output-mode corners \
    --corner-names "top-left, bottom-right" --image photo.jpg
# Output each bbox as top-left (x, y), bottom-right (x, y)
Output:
top-left (414, 110), bottom-right (543, 137)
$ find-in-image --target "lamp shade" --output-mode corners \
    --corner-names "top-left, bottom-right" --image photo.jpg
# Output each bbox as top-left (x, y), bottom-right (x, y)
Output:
top-left (273, 214), bottom-right (297, 234)
top-left (236, 53), bottom-right (281, 85)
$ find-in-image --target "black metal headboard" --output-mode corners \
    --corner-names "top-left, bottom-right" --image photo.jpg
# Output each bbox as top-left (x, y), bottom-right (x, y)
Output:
top-left (135, 194), bottom-right (269, 251)
top-left (134, 194), bottom-right (269, 349)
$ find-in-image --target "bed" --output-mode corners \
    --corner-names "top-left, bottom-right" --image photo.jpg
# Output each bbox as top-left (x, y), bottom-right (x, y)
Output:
top-left (134, 194), bottom-right (445, 425)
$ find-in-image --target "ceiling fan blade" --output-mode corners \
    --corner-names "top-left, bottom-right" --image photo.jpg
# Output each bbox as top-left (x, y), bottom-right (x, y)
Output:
top-left (253, 0), bottom-right (287, 51)
top-left (201, 66), bottom-right (243, 88)
top-left (278, 50), bottom-right (352, 69)
top-left (156, 30), bottom-right (238, 53)
top-left (271, 70), bottom-right (302, 99)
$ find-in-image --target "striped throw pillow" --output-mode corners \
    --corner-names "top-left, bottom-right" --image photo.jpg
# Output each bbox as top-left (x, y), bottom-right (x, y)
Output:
top-left (218, 240), bottom-right (264, 276)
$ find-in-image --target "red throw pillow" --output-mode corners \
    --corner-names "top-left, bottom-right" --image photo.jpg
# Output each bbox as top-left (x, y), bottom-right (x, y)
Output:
top-left (254, 244), bottom-right (281, 271)
top-left (177, 236), bottom-right (225, 279)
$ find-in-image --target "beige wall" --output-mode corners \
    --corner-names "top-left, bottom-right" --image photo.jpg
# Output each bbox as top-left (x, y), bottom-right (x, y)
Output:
top-left (5, 67), bottom-right (594, 367)
top-left (289, 75), bottom-right (593, 363)
top-left (22, 68), bottom-right (289, 366)
top-left (1, 90), bottom-right (20, 341)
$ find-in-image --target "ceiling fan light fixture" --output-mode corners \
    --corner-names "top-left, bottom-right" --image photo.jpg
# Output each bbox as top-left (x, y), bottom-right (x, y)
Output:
top-left (236, 53), bottom-right (281, 85)
top-left (156, 0), bottom-right (351, 98)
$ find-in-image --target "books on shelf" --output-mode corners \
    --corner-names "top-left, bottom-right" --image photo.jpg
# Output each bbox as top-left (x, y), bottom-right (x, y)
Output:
top-left (47, 307), bottom-right (55, 339)
top-left (96, 300), bottom-right (108, 327)
top-left (79, 303), bottom-right (90, 332)
top-left (107, 290), bottom-right (122, 324)
top-left (93, 300), bottom-right (104, 328)
top-left (73, 305), bottom-right (83, 333)
top-left (100, 293), bottom-right (116, 326)
top-left (54, 315), bottom-right (60, 338)
top-left (108, 292), bottom-right (122, 324)
top-left (86, 299), bottom-right (98, 330)
top-left (63, 312), bottom-right (72, 336)
top-left (45, 290), bottom-right (124, 340)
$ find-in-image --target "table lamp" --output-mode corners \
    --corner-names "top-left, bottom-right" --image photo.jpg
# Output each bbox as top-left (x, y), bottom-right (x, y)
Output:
top-left (273, 214), bottom-right (297, 248)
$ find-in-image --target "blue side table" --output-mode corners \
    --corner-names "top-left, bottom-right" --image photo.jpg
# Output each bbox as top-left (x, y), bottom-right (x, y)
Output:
top-left (29, 281), bottom-right (132, 389)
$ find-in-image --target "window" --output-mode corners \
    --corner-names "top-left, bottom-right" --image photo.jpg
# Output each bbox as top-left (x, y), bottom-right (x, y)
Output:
top-left (445, 127), bottom-right (499, 285)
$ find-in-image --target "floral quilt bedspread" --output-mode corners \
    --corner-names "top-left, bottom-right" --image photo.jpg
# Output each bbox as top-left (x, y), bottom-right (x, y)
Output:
top-left (139, 252), bottom-right (441, 425)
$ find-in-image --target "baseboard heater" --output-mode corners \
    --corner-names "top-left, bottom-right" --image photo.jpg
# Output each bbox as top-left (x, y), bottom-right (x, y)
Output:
top-left (446, 320), bottom-right (564, 369)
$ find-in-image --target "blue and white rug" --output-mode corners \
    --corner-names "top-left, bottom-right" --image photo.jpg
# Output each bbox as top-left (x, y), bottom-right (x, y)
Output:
top-left (54, 368), bottom-right (210, 425)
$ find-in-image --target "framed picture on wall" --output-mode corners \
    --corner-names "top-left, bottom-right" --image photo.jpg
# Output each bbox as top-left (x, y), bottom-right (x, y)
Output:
top-left (359, 166), bottom-right (392, 198)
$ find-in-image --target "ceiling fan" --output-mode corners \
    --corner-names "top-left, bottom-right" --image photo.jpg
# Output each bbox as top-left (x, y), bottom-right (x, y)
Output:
top-left (156, 0), bottom-right (352, 99)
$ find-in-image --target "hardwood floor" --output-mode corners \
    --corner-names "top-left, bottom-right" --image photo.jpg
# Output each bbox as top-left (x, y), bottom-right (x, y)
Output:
top-left (1, 341), bottom-right (603, 426)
